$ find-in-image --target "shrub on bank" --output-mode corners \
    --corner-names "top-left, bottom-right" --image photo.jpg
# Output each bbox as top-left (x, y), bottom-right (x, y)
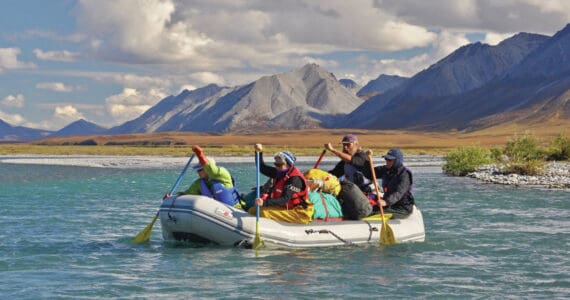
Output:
top-left (443, 146), bottom-right (493, 176)
top-left (547, 133), bottom-right (570, 161)
top-left (502, 133), bottom-right (545, 175)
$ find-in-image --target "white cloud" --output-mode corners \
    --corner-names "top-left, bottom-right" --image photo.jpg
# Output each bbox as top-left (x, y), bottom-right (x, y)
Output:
top-left (105, 87), bottom-right (167, 124)
top-left (189, 72), bottom-right (226, 86)
top-left (0, 110), bottom-right (26, 126)
top-left (74, 0), bottom-right (437, 71)
top-left (0, 48), bottom-right (36, 73)
top-left (484, 32), bottom-right (516, 46)
top-left (34, 49), bottom-right (80, 62)
top-left (53, 105), bottom-right (85, 122)
top-left (433, 30), bottom-right (471, 61)
top-left (2, 94), bottom-right (25, 108)
top-left (36, 82), bottom-right (76, 92)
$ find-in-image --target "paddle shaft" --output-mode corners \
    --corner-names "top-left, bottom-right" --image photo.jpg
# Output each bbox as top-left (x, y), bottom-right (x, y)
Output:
top-left (367, 154), bottom-right (387, 219)
top-left (313, 150), bottom-right (327, 169)
top-left (169, 154), bottom-right (195, 195)
top-left (255, 151), bottom-right (261, 218)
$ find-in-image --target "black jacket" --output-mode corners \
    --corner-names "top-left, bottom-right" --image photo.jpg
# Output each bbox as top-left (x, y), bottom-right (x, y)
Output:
top-left (329, 150), bottom-right (372, 191)
top-left (374, 164), bottom-right (414, 214)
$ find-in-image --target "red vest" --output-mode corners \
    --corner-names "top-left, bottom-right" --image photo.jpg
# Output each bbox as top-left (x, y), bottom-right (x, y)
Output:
top-left (270, 166), bottom-right (309, 209)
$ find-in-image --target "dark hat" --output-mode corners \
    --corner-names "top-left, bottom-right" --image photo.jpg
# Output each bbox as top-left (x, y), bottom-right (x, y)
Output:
top-left (341, 134), bottom-right (358, 144)
top-left (383, 148), bottom-right (401, 160)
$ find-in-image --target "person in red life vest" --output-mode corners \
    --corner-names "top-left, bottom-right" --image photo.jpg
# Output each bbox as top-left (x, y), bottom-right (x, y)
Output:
top-left (324, 134), bottom-right (374, 193)
top-left (373, 148), bottom-right (415, 217)
top-left (166, 145), bottom-right (242, 207)
top-left (249, 143), bottom-right (314, 224)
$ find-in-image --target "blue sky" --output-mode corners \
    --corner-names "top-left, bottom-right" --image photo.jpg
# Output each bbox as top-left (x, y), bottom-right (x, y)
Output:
top-left (1, 0), bottom-right (568, 131)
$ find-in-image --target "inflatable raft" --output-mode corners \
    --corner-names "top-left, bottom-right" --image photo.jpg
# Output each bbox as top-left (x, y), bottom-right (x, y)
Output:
top-left (159, 195), bottom-right (425, 248)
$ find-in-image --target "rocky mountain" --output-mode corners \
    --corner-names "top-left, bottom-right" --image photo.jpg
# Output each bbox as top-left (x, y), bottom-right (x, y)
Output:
top-left (108, 83), bottom-right (232, 134)
top-left (0, 119), bottom-right (52, 142)
top-left (113, 63), bottom-right (364, 133)
top-left (48, 119), bottom-right (107, 137)
top-left (342, 31), bottom-right (551, 129)
top-left (339, 79), bottom-right (361, 94)
top-left (357, 74), bottom-right (408, 99)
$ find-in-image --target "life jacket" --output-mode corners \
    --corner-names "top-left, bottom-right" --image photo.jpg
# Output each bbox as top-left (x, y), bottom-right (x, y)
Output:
top-left (381, 166), bottom-right (415, 213)
top-left (269, 166), bottom-right (309, 209)
top-left (344, 163), bottom-right (372, 192)
top-left (381, 166), bottom-right (413, 193)
top-left (199, 178), bottom-right (240, 206)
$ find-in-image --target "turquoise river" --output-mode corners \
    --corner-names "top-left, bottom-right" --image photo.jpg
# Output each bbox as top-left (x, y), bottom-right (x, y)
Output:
top-left (0, 156), bottom-right (568, 299)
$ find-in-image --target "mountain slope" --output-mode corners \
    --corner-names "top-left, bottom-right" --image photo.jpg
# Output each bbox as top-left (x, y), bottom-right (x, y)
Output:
top-left (343, 31), bottom-right (550, 129)
top-left (357, 74), bottom-right (408, 99)
top-left (49, 119), bottom-right (107, 137)
top-left (108, 84), bottom-right (230, 134)
top-left (0, 119), bottom-right (52, 141)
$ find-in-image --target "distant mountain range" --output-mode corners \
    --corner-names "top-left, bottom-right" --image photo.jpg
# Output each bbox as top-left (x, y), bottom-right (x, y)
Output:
top-left (0, 119), bottom-right (51, 142)
top-left (2, 23), bottom-right (570, 141)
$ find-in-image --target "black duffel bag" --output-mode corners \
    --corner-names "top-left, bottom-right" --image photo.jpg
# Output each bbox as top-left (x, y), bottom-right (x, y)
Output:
top-left (337, 181), bottom-right (372, 220)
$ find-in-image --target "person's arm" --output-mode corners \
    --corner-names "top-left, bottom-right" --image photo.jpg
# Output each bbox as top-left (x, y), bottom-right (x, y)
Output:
top-left (258, 151), bottom-right (277, 178)
top-left (204, 162), bottom-right (233, 187)
top-left (264, 176), bottom-right (304, 206)
top-left (383, 170), bottom-right (411, 206)
top-left (325, 142), bottom-right (352, 162)
top-left (179, 179), bottom-right (201, 195)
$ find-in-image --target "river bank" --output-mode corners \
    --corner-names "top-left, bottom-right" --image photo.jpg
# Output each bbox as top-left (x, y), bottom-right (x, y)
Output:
top-left (468, 162), bottom-right (570, 189)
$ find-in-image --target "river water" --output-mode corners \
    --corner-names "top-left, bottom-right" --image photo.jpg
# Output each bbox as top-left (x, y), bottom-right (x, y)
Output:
top-left (0, 156), bottom-right (568, 299)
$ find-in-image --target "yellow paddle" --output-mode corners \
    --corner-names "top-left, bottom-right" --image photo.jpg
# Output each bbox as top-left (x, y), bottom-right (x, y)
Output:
top-left (132, 154), bottom-right (195, 244)
top-left (367, 150), bottom-right (397, 245)
top-left (252, 150), bottom-right (265, 250)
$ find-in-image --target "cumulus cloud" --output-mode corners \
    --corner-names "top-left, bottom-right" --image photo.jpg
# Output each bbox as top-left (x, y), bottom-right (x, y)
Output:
top-left (74, 0), bottom-right (437, 70)
top-left (36, 82), bottom-right (76, 92)
top-left (432, 30), bottom-right (471, 61)
top-left (53, 105), bottom-right (85, 122)
top-left (34, 49), bottom-right (80, 62)
top-left (374, 0), bottom-right (570, 34)
top-left (2, 94), bottom-right (25, 108)
top-left (0, 48), bottom-right (36, 73)
top-left (68, 0), bottom-right (570, 90)
top-left (0, 110), bottom-right (26, 126)
top-left (105, 87), bottom-right (167, 124)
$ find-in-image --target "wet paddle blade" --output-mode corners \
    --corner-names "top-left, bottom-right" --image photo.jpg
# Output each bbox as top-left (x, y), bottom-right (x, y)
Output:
top-left (252, 221), bottom-right (265, 250)
top-left (380, 218), bottom-right (397, 245)
top-left (132, 214), bottom-right (158, 244)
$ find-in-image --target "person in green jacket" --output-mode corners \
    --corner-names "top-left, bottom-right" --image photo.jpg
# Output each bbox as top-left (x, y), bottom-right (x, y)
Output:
top-left (177, 145), bottom-right (242, 207)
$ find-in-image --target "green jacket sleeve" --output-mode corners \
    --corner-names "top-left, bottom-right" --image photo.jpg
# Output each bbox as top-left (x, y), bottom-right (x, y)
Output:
top-left (204, 161), bottom-right (234, 188)
top-left (181, 179), bottom-right (202, 195)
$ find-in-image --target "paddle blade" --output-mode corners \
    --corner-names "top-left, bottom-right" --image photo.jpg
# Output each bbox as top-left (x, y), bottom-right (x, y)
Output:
top-left (380, 218), bottom-right (397, 245)
top-left (132, 214), bottom-right (158, 244)
top-left (252, 221), bottom-right (265, 250)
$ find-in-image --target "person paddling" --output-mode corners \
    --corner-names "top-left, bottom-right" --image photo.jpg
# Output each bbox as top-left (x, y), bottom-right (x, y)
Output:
top-left (325, 134), bottom-right (374, 193)
top-left (373, 148), bottom-right (415, 216)
top-left (250, 143), bottom-right (313, 224)
top-left (176, 145), bottom-right (242, 207)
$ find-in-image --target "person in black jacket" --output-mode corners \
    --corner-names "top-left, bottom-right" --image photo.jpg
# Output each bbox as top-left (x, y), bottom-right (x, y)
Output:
top-left (325, 134), bottom-right (374, 193)
top-left (374, 148), bottom-right (415, 216)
